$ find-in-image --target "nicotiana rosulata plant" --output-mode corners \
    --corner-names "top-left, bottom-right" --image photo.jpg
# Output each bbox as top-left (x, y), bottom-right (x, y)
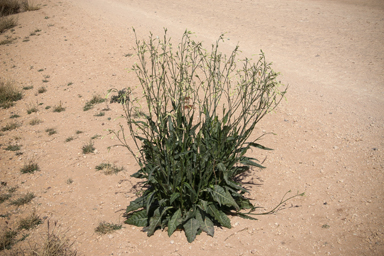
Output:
top-left (108, 28), bottom-right (303, 243)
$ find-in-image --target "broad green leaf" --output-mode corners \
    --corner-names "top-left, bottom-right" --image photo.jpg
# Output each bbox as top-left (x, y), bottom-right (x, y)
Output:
top-left (240, 157), bottom-right (265, 168)
top-left (196, 210), bottom-right (214, 237)
top-left (146, 206), bottom-right (171, 236)
top-left (170, 192), bottom-right (180, 205)
top-left (126, 196), bottom-right (145, 213)
top-left (212, 185), bottom-right (240, 210)
top-left (125, 209), bottom-right (148, 227)
top-left (183, 218), bottom-right (200, 243)
top-left (206, 203), bottom-right (231, 229)
top-left (168, 208), bottom-right (182, 237)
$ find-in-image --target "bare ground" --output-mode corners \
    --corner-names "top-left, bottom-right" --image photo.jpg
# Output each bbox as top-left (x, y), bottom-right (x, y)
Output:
top-left (0, 0), bottom-right (383, 255)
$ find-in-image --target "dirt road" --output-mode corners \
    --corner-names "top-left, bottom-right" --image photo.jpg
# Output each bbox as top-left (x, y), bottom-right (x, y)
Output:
top-left (1, 0), bottom-right (383, 255)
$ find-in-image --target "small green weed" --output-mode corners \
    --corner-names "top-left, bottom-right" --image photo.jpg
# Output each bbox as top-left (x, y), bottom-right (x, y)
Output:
top-left (37, 68), bottom-right (44, 72)
top-left (0, 194), bottom-right (12, 204)
top-left (65, 136), bottom-right (74, 142)
top-left (45, 128), bottom-right (57, 135)
top-left (18, 212), bottom-right (42, 230)
top-left (94, 111), bottom-right (105, 117)
top-left (1, 122), bottom-right (20, 131)
top-left (10, 114), bottom-right (20, 118)
top-left (23, 36), bottom-right (30, 42)
top-left (83, 95), bottom-right (105, 111)
top-left (5, 144), bottom-right (20, 151)
top-left (53, 102), bottom-right (65, 112)
top-left (27, 105), bottom-right (38, 114)
top-left (67, 82), bottom-right (73, 86)
top-left (95, 163), bottom-right (124, 175)
top-left (23, 86), bottom-right (33, 90)
top-left (91, 134), bottom-right (101, 140)
top-left (8, 186), bottom-right (18, 193)
top-left (29, 118), bottom-right (42, 125)
top-left (75, 130), bottom-right (83, 134)
top-left (66, 178), bottom-right (73, 184)
top-left (38, 86), bottom-right (47, 93)
top-left (9, 192), bottom-right (35, 206)
top-left (82, 141), bottom-right (95, 154)
top-left (20, 161), bottom-right (39, 174)
top-left (45, 106), bottom-right (51, 110)
top-left (95, 222), bottom-right (122, 234)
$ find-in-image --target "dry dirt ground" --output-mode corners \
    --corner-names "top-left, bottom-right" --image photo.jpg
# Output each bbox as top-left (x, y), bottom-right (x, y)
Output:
top-left (1, 0), bottom-right (384, 255)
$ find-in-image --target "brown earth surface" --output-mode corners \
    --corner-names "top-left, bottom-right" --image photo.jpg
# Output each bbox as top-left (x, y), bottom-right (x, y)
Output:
top-left (1, 0), bottom-right (383, 255)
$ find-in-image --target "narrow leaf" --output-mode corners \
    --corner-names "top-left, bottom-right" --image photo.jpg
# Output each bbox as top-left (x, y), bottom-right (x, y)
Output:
top-left (246, 142), bottom-right (273, 150)
top-left (170, 192), bottom-right (180, 205)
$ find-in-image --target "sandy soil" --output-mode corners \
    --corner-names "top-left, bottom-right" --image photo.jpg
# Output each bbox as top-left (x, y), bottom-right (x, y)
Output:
top-left (1, 0), bottom-right (383, 255)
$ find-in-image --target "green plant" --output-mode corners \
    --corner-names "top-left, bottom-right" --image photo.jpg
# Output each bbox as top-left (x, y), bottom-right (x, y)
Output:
top-left (82, 141), bottom-right (95, 154)
top-left (67, 82), bottom-right (73, 86)
top-left (0, 230), bottom-right (18, 251)
top-left (5, 144), bottom-right (20, 151)
top-left (94, 111), bottom-right (105, 117)
top-left (95, 222), bottom-right (122, 234)
top-left (38, 86), bottom-right (46, 93)
top-left (27, 104), bottom-right (38, 114)
top-left (0, 193), bottom-right (12, 204)
top-left (91, 134), bottom-right (101, 140)
top-left (18, 212), bottom-right (42, 230)
top-left (37, 68), bottom-right (44, 72)
top-left (53, 102), bottom-right (65, 112)
top-left (29, 118), bottom-right (41, 125)
top-left (65, 136), bottom-right (74, 142)
top-left (75, 130), bottom-right (83, 134)
top-left (0, 37), bottom-right (15, 45)
top-left (23, 86), bottom-right (33, 90)
top-left (110, 29), bottom-right (302, 243)
top-left (45, 128), bottom-right (57, 135)
top-left (8, 186), bottom-right (18, 193)
top-left (0, 80), bottom-right (22, 108)
top-left (45, 106), bottom-right (51, 109)
top-left (66, 178), bottom-right (73, 184)
top-left (1, 122), bottom-right (20, 131)
top-left (95, 163), bottom-right (124, 175)
top-left (20, 161), bottom-right (39, 173)
top-left (83, 95), bottom-right (105, 111)
top-left (9, 192), bottom-right (35, 206)
top-left (10, 114), bottom-right (20, 118)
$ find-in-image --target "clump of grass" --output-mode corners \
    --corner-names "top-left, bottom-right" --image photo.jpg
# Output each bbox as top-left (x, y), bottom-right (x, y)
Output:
top-left (94, 111), bottom-right (105, 117)
top-left (29, 118), bottom-right (41, 125)
top-left (95, 163), bottom-right (124, 175)
top-left (45, 128), bottom-right (57, 135)
top-left (38, 86), bottom-right (46, 93)
top-left (10, 114), bottom-right (20, 118)
top-left (0, 193), bottom-right (12, 204)
top-left (27, 104), bottom-right (38, 114)
top-left (45, 106), bottom-right (51, 110)
top-left (75, 130), bottom-right (83, 134)
top-left (5, 144), bottom-right (21, 151)
top-left (8, 186), bottom-right (18, 193)
top-left (53, 102), bottom-right (65, 112)
top-left (0, 38), bottom-right (14, 45)
top-left (0, 80), bottom-right (22, 109)
top-left (22, 86), bottom-right (33, 90)
top-left (65, 136), bottom-right (74, 142)
top-left (0, 230), bottom-right (18, 251)
top-left (32, 221), bottom-right (78, 256)
top-left (91, 134), bottom-right (101, 140)
top-left (22, 0), bottom-right (41, 11)
top-left (0, 17), bottom-right (17, 34)
top-left (82, 141), bottom-right (95, 154)
top-left (83, 95), bottom-right (105, 111)
top-left (20, 161), bottom-right (39, 174)
top-left (1, 122), bottom-right (20, 131)
top-left (18, 212), bottom-right (42, 230)
top-left (0, 0), bottom-right (21, 16)
top-left (9, 192), bottom-right (35, 206)
top-left (95, 222), bottom-right (122, 234)
top-left (66, 178), bottom-right (73, 184)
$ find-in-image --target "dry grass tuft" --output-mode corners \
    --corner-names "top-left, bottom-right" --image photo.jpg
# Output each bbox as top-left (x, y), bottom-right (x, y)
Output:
top-left (95, 222), bottom-right (122, 234)
top-left (18, 212), bottom-right (42, 230)
top-left (9, 192), bottom-right (35, 206)
top-left (0, 80), bottom-right (22, 108)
